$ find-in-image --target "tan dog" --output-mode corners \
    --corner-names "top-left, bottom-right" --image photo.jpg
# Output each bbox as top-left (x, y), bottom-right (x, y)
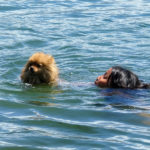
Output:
top-left (21, 52), bottom-right (59, 85)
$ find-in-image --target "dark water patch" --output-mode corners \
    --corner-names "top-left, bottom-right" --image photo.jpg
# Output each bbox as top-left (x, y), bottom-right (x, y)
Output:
top-left (0, 147), bottom-right (40, 150)
top-left (24, 39), bottom-right (47, 47)
top-left (0, 100), bottom-right (29, 110)
top-left (138, 22), bottom-right (150, 28)
top-left (4, 42), bottom-right (24, 50)
top-left (140, 13), bottom-right (150, 17)
top-left (0, 6), bottom-right (25, 12)
top-left (89, 41), bottom-right (114, 46)
top-left (9, 26), bottom-right (38, 34)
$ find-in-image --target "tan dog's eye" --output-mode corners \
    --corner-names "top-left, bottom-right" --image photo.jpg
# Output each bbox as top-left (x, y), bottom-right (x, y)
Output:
top-left (28, 63), bottom-right (32, 67)
top-left (37, 64), bottom-right (42, 67)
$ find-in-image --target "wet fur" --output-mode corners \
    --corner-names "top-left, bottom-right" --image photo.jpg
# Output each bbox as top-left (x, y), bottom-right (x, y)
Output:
top-left (21, 52), bottom-right (58, 85)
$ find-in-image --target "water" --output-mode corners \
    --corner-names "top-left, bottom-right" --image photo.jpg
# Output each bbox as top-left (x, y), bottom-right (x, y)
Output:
top-left (0, 0), bottom-right (150, 149)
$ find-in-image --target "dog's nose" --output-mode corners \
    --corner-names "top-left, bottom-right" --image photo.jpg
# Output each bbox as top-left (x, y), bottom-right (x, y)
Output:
top-left (29, 66), bottom-right (34, 73)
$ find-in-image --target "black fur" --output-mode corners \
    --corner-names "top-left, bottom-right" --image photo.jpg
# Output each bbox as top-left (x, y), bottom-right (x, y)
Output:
top-left (107, 66), bottom-right (150, 89)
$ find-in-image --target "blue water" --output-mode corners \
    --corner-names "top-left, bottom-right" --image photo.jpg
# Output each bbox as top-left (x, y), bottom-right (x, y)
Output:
top-left (1, 0), bottom-right (150, 149)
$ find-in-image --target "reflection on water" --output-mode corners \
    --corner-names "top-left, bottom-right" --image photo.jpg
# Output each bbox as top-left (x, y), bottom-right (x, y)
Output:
top-left (139, 113), bottom-right (150, 125)
top-left (29, 101), bottom-right (56, 106)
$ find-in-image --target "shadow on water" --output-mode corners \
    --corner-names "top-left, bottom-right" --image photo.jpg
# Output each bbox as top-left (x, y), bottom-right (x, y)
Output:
top-left (90, 88), bottom-right (150, 111)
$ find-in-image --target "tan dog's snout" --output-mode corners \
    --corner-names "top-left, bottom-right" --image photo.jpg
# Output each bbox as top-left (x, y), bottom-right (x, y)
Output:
top-left (29, 65), bottom-right (38, 73)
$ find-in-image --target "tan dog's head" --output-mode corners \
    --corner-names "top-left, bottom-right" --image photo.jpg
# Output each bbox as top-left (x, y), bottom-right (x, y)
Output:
top-left (21, 52), bottom-right (58, 85)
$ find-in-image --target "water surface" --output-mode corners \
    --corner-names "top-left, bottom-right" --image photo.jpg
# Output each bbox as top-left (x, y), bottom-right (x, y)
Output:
top-left (0, 0), bottom-right (150, 149)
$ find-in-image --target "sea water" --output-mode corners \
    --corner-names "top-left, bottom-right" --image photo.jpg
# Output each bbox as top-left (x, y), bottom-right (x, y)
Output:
top-left (0, 0), bottom-right (150, 149)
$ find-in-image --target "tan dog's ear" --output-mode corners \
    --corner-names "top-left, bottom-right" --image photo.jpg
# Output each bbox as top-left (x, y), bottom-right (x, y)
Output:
top-left (49, 56), bottom-right (55, 64)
